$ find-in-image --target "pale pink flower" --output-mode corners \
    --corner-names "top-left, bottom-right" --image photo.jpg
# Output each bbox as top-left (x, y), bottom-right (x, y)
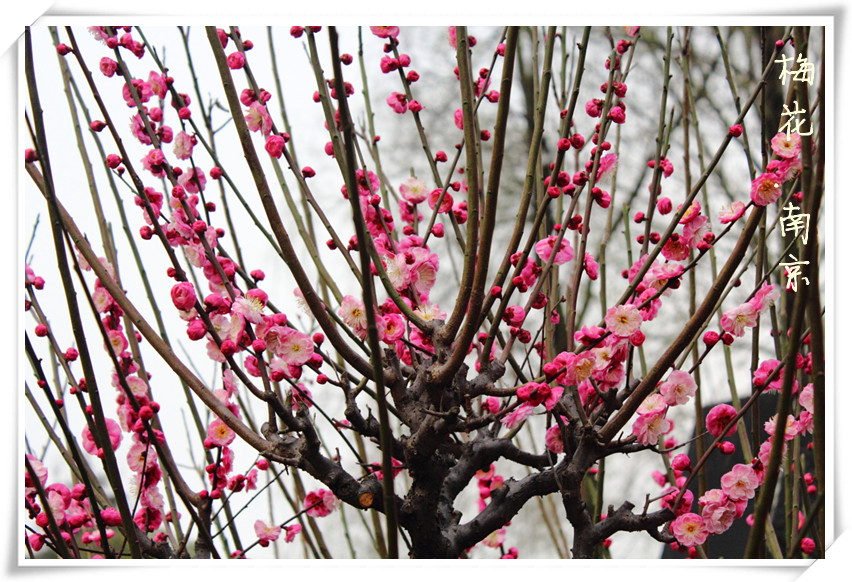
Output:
top-left (173, 131), bottom-right (195, 160)
top-left (127, 441), bottom-right (157, 472)
top-left (637, 393), bottom-right (668, 417)
top-left (409, 248), bottom-right (439, 297)
top-left (338, 295), bottom-right (367, 329)
top-left (632, 411), bottom-right (673, 445)
top-left (659, 370), bottom-right (697, 406)
top-left (276, 328), bottom-right (314, 366)
top-left (720, 464), bottom-right (759, 501)
top-left (671, 513), bottom-right (708, 547)
top-left (764, 414), bottom-right (798, 441)
top-left (125, 375), bottom-right (150, 399)
top-left (719, 201), bottom-right (747, 224)
top-left (720, 302), bottom-right (759, 337)
top-left (556, 351), bottom-right (596, 386)
top-left (206, 418), bottom-right (236, 447)
top-left (178, 167), bottom-right (206, 194)
top-left (596, 153), bottom-right (618, 182)
top-left (245, 102), bottom-right (273, 137)
top-left (399, 177), bottom-right (428, 204)
top-left (799, 383), bottom-right (814, 414)
top-left (770, 132), bottom-right (801, 159)
top-left (107, 329), bottom-right (128, 355)
top-left (25, 454), bottom-right (48, 498)
top-left (500, 403), bottom-right (535, 429)
top-left (232, 295), bottom-right (266, 324)
top-left (254, 520), bottom-right (281, 543)
top-left (414, 303), bottom-right (446, 322)
top-left (747, 283), bottom-right (780, 313)
top-left (535, 235), bottom-right (574, 265)
top-left (699, 489), bottom-right (738, 535)
top-left (305, 488), bottom-right (339, 517)
top-left (385, 254), bottom-right (412, 290)
top-left (92, 286), bottom-right (114, 313)
top-left (605, 304), bottom-right (642, 337)
top-left (750, 172), bottom-right (782, 206)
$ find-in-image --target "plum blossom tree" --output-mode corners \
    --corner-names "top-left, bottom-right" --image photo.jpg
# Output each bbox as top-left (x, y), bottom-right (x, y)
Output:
top-left (23, 24), bottom-right (825, 559)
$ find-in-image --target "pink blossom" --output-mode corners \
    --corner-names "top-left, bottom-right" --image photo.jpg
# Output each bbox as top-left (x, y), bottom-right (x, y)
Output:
top-left (705, 403), bottom-right (738, 438)
top-left (764, 414), bottom-right (798, 441)
top-left (206, 418), bottom-right (236, 447)
top-left (370, 26), bottom-right (400, 39)
top-left (82, 418), bottom-right (122, 455)
top-left (380, 313), bottom-right (406, 343)
top-left (130, 114), bottom-right (152, 145)
top-left (338, 295), bottom-right (367, 330)
top-left (284, 524), bottom-right (302, 543)
top-left (584, 252), bottom-right (600, 280)
top-left (750, 172), bottom-right (782, 206)
top-left (770, 132), bottom-right (801, 159)
top-left (596, 153), bottom-right (618, 182)
top-left (719, 201), bottom-right (746, 224)
top-left (427, 188), bottom-right (453, 213)
top-left (720, 464), bottom-right (759, 501)
top-left (535, 235), bottom-right (574, 265)
top-left (98, 57), bottom-right (118, 77)
top-left (659, 370), bottom-right (697, 406)
top-left (747, 283), bottom-right (780, 313)
top-left (171, 282), bottom-right (197, 311)
top-left (254, 520), bottom-right (281, 544)
top-left (173, 131), bottom-right (195, 160)
top-left (399, 177), bottom-right (428, 204)
top-left (720, 302), bottom-right (759, 337)
top-left (671, 513), bottom-right (708, 547)
top-left (500, 403), bottom-right (535, 429)
top-left (799, 383), bottom-right (814, 414)
top-left (305, 488), bottom-right (339, 517)
top-left (545, 423), bottom-right (566, 454)
top-left (631, 411), bottom-right (673, 445)
top-left (245, 102), bottom-right (273, 137)
top-left (276, 328), bottom-right (314, 366)
top-left (636, 393), bottom-right (667, 417)
top-left (178, 167), bottom-right (206, 194)
top-left (605, 304), bottom-right (642, 337)
top-left (698, 489), bottom-right (739, 534)
top-left (387, 92), bottom-right (408, 114)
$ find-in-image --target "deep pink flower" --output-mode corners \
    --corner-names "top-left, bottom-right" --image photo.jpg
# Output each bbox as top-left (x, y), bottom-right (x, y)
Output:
top-left (170, 282), bottom-right (197, 311)
top-left (305, 488), bottom-right (339, 517)
top-left (750, 172), bottom-right (782, 206)
top-left (370, 26), bottom-right (400, 39)
top-left (706, 403), bottom-right (738, 438)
